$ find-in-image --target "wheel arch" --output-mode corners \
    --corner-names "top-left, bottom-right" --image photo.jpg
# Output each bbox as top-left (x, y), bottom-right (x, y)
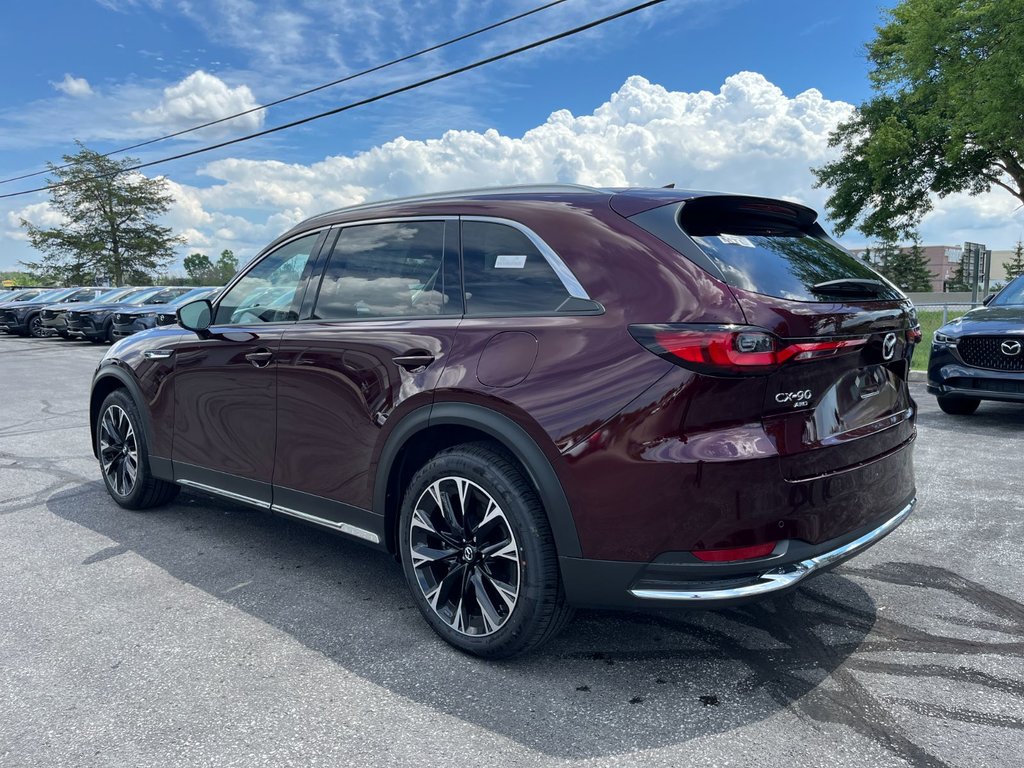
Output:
top-left (374, 402), bottom-right (582, 559)
top-left (89, 366), bottom-right (154, 461)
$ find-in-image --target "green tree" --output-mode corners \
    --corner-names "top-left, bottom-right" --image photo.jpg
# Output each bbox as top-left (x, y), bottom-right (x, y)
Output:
top-left (813, 1), bottom-right (1024, 241)
top-left (946, 257), bottom-right (970, 291)
top-left (214, 249), bottom-right (239, 284)
top-left (183, 252), bottom-right (215, 284)
top-left (1003, 240), bottom-right (1024, 280)
top-left (0, 270), bottom-right (38, 287)
top-left (20, 143), bottom-right (182, 285)
top-left (879, 242), bottom-right (936, 291)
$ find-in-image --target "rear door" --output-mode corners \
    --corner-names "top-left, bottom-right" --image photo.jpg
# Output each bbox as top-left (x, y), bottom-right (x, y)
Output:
top-left (272, 218), bottom-right (462, 530)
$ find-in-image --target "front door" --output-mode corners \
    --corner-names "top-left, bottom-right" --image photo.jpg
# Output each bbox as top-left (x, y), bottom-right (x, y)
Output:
top-left (171, 231), bottom-right (325, 505)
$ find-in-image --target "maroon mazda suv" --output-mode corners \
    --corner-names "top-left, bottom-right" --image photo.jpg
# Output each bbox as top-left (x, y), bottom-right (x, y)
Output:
top-left (90, 185), bottom-right (918, 657)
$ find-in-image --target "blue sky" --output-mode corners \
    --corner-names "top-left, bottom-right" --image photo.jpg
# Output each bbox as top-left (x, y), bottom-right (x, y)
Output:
top-left (1, 0), bottom-right (1020, 272)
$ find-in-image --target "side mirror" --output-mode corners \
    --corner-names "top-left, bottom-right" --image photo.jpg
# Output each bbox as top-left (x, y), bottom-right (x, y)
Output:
top-left (177, 299), bottom-right (213, 334)
top-left (982, 293), bottom-right (995, 306)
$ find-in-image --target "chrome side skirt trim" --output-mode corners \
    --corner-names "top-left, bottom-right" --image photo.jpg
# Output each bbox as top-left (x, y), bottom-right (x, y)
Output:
top-left (629, 498), bottom-right (916, 602)
top-left (271, 505), bottom-right (381, 544)
top-left (177, 479), bottom-right (381, 544)
top-left (178, 479), bottom-right (270, 509)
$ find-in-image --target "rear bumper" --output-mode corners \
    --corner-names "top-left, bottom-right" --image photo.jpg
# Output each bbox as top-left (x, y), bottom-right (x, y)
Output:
top-left (560, 495), bottom-right (915, 609)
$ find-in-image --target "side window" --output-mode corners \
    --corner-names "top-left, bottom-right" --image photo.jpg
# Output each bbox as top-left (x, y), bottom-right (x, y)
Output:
top-left (214, 233), bottom-right (319, 324)
top-left (312, 221), bottom-right (455, 320)
top-left (461, 221), bottom-right (571, 315)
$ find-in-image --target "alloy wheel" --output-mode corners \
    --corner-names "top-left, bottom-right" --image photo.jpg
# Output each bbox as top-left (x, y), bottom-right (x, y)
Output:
top-left (409, 476), bottom-right (521, 636)
top-left (29, 316), bottom-right (47, 338)
top-left (99, 405), bottom-right (139, 497)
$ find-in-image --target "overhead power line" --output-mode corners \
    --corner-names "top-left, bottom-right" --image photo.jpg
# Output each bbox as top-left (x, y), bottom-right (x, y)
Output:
top-left (0, 0), bottom-right (670, 201)
top-left (0, 0), bottom-right (571, 186)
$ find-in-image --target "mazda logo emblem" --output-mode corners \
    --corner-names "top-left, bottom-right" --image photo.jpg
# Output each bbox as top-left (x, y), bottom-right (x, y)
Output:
top-left (1001, 339), bottom-right (1022, 357)
top-left (882, 332), bottom-right (897, 361)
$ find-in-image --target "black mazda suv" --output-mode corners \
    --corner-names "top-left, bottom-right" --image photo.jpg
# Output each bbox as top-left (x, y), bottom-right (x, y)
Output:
top-left (927, 274), bottom-right (1024, 414)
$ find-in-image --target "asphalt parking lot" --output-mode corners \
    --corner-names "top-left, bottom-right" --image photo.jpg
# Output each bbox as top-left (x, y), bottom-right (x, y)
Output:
top-left (0, 332), bottom-right (1021, 768)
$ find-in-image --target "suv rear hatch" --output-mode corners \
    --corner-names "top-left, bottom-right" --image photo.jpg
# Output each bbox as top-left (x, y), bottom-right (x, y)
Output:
top-left (628, 194), bottom-right (917, 481)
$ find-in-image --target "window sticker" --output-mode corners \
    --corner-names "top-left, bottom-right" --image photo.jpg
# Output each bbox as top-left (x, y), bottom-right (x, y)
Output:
top-left (718, 234), bottom-right (755, 248)
top-left (494, 254), bottom-right (528, 269)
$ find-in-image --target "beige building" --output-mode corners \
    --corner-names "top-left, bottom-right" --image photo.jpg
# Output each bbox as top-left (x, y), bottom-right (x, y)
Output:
top-left (849, 244), bottom-right (964, 292)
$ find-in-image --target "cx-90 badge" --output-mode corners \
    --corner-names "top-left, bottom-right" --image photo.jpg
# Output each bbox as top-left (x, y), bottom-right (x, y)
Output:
top-left (882, 332), bottom-right (897, 361)
top-left (776, 389), bottom-right (812, 407)
top-left (1001, 339), bottom-right (1022, 357)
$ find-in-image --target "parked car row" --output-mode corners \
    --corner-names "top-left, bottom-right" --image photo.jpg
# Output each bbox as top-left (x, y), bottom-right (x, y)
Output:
top-left (0, 285), bottom-right (220, 342)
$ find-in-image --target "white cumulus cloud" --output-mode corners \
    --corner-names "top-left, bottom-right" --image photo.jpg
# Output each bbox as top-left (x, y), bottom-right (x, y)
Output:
top-left (52, 74), bottom-right (94, 98)
top-left (133, 70), bottom-right (263, 136)
top-left (4, 72), bottom-right (1021, 271)
top-left (188, 72), bottom-right (858, 232)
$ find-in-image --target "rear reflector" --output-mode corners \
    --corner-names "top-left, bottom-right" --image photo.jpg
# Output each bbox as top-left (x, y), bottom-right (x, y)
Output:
top-left (691, 541), bottom-right (778, 562)
top-left (630, 324), bottom-right (867, 375)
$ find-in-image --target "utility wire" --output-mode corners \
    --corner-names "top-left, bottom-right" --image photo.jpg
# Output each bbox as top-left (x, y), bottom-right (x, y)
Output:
top-left (0, 0), bottom-right (571, 186)
top-left (0, 0), bottom-right (669, 201)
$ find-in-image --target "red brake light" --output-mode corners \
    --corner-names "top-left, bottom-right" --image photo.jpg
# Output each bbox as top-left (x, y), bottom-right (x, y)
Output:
top-left (631, 325), bottom-right (866, 375)
top-left (692, 541), bottom-right (778, 562)
top-left (907, 326), bottom-right (923, 344)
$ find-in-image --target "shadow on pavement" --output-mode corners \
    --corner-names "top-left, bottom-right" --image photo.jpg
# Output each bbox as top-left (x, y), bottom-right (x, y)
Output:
top-left (47, 482), bottom-right (1022, 762)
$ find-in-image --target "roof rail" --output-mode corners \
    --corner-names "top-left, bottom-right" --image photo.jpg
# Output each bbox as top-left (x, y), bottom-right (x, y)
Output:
top-left (308, 182), bottom-right (603, 221)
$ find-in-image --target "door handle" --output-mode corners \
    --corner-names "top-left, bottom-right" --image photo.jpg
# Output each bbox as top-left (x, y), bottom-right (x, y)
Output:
top-left (392, 353), bottom-right (435, 371)
top-left (245, 348), bottom-right (274, 368)
top-left (143, 349), bottom-right (174, 360)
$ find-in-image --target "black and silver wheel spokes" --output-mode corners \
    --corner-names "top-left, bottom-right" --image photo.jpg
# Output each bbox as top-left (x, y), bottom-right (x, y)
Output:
top-left (99, 405), bottom-right (138, 497)
top-left (410, 477), bottom-right (520, 637)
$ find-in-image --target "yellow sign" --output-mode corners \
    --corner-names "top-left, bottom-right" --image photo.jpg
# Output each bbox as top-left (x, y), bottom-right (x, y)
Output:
top-left (1, 280), bottom-right (16, 287)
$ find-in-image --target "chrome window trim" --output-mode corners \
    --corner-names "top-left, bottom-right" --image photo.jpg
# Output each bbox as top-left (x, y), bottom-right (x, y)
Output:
top-left (460, 215), bottom-right (590, 300)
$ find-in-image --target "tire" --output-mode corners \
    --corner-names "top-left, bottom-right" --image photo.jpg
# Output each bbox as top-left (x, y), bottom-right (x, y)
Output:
top-left (937, 395), bottom-right (980, 415)
top-left (96, 389), bottom-right (180, 509)
top-left (106, 321), bottom-right (117, 344)
top-left (399, 442), bottom-right (574, 658)
top-left (27, 314), bottom-right (47, 338)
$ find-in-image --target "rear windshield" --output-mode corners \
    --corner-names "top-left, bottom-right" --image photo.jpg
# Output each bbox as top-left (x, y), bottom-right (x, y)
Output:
top-left (677, 198), bottom-right (901, 302)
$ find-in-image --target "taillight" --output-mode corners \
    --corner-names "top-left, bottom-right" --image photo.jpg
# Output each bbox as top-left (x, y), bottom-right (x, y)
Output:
top-left (907, 326), bottom-right (923, 344)
top-left (629, 324), bottom-right (867, 375)
top-left (691, 541), bottom-right (778, 562)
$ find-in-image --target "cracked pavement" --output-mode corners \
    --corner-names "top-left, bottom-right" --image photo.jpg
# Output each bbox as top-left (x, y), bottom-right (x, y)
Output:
top-left (0, 332), bottom-right (1021, 767)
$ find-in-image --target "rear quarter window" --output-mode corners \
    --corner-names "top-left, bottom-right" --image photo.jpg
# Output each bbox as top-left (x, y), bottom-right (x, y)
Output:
top-left (461, 221), bottom-right (573, 315)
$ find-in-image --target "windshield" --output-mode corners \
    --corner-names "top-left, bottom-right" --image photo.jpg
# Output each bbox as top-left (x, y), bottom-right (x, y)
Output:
top-left (33, 288), bottom-right (79, 303)
top-left (2, 289), bottom-right (33, 301)
top-left (95, 287), bottom-right (142, 303)
top-left (170, 287), bottom-right (219, 306)
top-left (122, 287), bottom-right (170, 306)
top-left (140, 287), bottom-right (190, 305)
top-left (992, 276), bottom-right (1024, 306)
top-left (57, 288), bottom-right (103, 303)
